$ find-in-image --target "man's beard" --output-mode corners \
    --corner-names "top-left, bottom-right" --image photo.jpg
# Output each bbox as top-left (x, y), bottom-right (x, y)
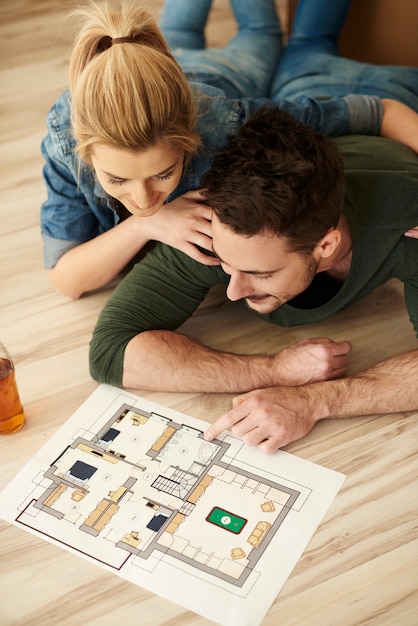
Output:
top-left (244, 255), bottom-right (319, 315)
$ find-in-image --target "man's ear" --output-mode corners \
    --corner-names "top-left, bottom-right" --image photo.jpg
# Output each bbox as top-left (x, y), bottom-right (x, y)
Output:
top-left (316, 228), bottom-right (342, 260)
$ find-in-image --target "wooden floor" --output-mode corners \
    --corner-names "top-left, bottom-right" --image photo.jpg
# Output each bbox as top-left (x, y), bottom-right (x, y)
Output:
top-left (1, 1), bottom-right (417, 625)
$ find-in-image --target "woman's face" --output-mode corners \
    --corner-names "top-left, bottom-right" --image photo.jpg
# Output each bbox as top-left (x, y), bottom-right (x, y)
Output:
top-left (91, 141), bottom-right (185, 217)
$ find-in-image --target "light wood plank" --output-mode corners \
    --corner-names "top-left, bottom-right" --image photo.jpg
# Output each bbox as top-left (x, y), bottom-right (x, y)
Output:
top-left (0, 2), bottom-right (417, 625)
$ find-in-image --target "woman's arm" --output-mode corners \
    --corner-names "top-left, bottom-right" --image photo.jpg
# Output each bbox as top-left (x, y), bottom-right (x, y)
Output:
top-left (49, 190), bottom-right (219, 299)
top-left (48, 215), bottom-right (149, 299)
top-left (380, 98), bottom-right (418, 153)
top-left (381, 99), bottom-right (418, 240)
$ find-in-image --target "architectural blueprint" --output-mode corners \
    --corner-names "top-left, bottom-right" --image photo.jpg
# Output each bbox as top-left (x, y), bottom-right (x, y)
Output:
top-left (0, 384), bottom-right (345, 626)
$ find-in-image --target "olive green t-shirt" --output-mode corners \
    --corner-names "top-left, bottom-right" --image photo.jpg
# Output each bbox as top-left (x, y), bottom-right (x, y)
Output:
top-left (90, 136), bottom-right (418, 386)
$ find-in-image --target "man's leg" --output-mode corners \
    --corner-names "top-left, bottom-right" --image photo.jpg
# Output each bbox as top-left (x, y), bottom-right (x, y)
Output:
top-left (161, 0), bottom-right (282, 99)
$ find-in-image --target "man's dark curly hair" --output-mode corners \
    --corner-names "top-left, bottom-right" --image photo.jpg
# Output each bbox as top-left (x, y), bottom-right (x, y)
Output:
top-left (202, 106), bottom-right (345, 254)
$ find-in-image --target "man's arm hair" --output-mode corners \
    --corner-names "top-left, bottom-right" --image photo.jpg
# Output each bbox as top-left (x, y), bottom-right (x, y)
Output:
top-left (205, 349), bottom-right (418, 453)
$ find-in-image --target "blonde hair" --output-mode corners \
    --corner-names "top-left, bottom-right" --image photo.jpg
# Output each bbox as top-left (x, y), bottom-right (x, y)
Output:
top-left (68, 0), bottom-right (201, 164)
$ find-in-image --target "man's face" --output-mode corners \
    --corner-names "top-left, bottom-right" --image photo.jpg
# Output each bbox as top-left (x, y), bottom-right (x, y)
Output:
top-left (212, 215), bottom-right (320, 315)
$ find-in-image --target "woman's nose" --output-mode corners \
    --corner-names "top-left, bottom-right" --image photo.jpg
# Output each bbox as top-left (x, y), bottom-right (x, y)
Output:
top-left (133, 181), bottom-right (154, 209)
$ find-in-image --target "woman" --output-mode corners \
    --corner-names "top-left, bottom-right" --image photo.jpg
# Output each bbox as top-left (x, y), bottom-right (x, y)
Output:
top-left (41, 0), bottom-right (282, 299)
top-left (41, 0), bottom-right (418, 299)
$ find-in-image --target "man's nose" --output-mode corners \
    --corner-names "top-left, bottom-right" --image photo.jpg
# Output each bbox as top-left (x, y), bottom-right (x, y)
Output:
top-left (226, 272), bottom-right (251, 302)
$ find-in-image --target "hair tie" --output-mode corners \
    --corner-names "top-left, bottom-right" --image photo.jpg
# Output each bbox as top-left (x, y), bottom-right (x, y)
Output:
top-left (112, 35), bottom-right (136, 45)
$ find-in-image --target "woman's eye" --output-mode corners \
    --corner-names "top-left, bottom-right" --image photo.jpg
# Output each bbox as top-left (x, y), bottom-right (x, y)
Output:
top-left (109, 178), bottom-right (125, 186)
top-left (155, 172), bottom-right (173, 182)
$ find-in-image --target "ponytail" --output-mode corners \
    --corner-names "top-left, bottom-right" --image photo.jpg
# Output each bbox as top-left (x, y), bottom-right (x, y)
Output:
top-left (68, 1), bottom-right (201, 163)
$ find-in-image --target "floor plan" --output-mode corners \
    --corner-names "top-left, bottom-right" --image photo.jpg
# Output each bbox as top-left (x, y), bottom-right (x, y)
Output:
top-left (0, 385), bottom-right (345, 626)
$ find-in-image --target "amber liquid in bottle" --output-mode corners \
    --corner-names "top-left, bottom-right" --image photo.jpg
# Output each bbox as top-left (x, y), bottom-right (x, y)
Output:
top-left (0, 357), bottom-right (25, 434)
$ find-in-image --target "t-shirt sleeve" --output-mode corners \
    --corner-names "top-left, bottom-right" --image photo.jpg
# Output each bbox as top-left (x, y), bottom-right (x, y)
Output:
top-left (89, 244), bottom-right (226, 386)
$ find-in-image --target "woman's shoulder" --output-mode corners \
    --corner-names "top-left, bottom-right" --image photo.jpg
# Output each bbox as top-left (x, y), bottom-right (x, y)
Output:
top-left (44, 90), bottom-right (77, 154)
top-left (191, 82), bottom-right (242, 149)
top-left (46, 90), bottom-right (72, 128)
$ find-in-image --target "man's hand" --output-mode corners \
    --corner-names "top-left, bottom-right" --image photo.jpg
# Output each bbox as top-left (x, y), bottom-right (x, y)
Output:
top-left (204, 386), bottom-right (317, 454)
top-left (273, 337), bottom-right (352, 386)
top-left (204, 350), bottom-right (418, 453)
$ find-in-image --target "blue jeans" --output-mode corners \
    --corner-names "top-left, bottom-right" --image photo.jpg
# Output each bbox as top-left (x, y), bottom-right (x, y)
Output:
top-left (159, 0), bottom-right (282, 99)
top-left (271, 0), bottom-right (418, 110)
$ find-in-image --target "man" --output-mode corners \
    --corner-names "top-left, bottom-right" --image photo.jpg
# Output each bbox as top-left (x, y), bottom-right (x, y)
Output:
top-left (89, 107), bottom-right (418, 452)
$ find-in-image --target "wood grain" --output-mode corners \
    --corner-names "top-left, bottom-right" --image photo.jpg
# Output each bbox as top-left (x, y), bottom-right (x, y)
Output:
top-left (1, 1), bottom-right (417, 625)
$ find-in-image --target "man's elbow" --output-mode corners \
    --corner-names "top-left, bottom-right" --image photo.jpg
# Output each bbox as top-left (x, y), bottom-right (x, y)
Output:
top-left (89, 351), bottom-right (107, 383)
top-left (88, 330), bottom-right (125, 387)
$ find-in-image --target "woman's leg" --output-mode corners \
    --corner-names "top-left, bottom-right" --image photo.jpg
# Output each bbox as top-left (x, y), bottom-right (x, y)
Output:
top-left (160, 0), bottom-right (282, 99)
top-left (289, 0), bottom-right (351, 48)
top-left (271, 0), bottom-right (352, 99)
top-left (271, 0), bottom-right (418, 109)
top-left (158, 0), bottom-right (213, 51)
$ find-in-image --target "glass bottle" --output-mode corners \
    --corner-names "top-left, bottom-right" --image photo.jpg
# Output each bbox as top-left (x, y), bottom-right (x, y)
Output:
top-left (0, 341), bottom-right (25, 434)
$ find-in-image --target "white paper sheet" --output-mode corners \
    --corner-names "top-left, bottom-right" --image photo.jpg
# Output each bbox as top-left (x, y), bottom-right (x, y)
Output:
top-left (0, 384), bottom-right (345, 626)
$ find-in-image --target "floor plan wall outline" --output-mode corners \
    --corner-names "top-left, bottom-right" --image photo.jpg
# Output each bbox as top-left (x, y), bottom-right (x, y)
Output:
top-left (0, 385), bottom-right (345, 626)
top-left (17, 400), bottom-right (302, 587)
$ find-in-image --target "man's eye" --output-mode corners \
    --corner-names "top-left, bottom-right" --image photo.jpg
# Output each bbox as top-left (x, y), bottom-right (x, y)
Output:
top-left (254, 274), bottom-right (272, 281)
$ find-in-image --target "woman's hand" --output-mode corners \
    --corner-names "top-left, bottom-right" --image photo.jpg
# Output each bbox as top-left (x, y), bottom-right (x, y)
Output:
top-left (143, 189), bottom-right (220, 265)
top-left (404, 226), bottom-right (418, 239)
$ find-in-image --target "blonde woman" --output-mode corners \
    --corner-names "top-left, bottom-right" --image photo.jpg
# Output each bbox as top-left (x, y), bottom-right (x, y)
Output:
top-left (41, 0), bottom-right (283, 298)
top-left (41, 0), bottom-right (415, 299)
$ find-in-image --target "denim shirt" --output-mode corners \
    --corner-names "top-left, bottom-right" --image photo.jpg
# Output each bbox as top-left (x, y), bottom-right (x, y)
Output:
top-left (40, 83), bottom-right (383, 268)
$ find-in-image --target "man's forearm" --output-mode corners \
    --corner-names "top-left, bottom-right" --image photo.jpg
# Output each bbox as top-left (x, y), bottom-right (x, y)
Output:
top-left (313, 349), bottom-right (418, 423)
top-left (122, 331), bottom-right (351, 393)
top-left (122, 331), bottom-right (276, 392)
